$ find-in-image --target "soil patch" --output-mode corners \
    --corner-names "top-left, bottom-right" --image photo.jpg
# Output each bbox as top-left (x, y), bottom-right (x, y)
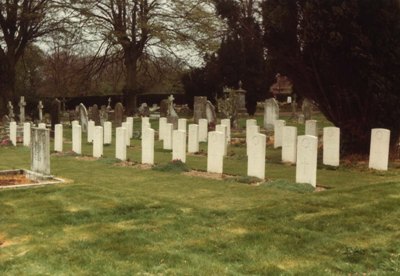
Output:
top-left (183, 170), bottom-right (235, 180)
top-left (114, 161), bottom-right (153, 170)
top-left (0, 174), bottom-right (37, 186)
top-left (75, 156), bottom-right (98, 161)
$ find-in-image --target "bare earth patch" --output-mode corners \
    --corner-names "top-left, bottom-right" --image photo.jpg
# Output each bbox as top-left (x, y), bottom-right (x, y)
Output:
top-left (75, 156), bottom-right (98, 161)
top-left (183, 170), bottom-right (235, 180)
top-left (0, 174), bottom-right (37, 186)
top-left (114, 161), bottom-right (153, 170)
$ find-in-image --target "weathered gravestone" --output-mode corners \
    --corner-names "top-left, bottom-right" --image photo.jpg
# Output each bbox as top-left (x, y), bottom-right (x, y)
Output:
top-left (78, 103), bottom-right (89, 133)
top-left (31, 127), bottom-right (50, 175)
top-left (138, 103), bottom-right (150, 117)
top-left (323, 127), bottom-right (340, 166)
top-left (193, 96), bottom-right (207, 123)
top-left (369, 128), bottom-right (390, 171)
top-left (91, 104), bottom-right (100, 125)
top-left (51, 98), bottom-right (61, 130)
top-left (114, 102), bottom-right (124, 127)
top-left (160, 99), bottom-right (169, 117)
top-left (7, 101), bottom-right (15, 121)
top-left (264, 98), bottom-right (279, 130)
top-left (37, 101), bottom-right (44, 123)
top-left (166, 95), bottom-right (179, 129)
top-left (100, 105), bottom-right (108, 126)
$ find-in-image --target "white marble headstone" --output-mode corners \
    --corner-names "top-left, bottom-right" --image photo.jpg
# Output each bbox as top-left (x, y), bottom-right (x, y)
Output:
top-left (369, 128), bottom-right (390, 171)
top-left (54, 124), bottom-right (63, 152)
top-left (323, 127), bottom-right (340, 166)
top-left (188, 124), bottom-right (199, 153)
top-left (10, 122), bottom-right (17, 146)
top-left (207, 131), bottom-right (225, 174)
top-left (274, 120), bottom-right (286, 148)
top-left (282, 126), bottom-right (297, 163)
top-left (121, 122), bottom-right (130, 146)
top-left (247, 125), bottom-right (260, 156)
top-left (87, 120), bottom-right (95, 143)
top-left (305, 120), bottom-right (318, 137)
top-left (215, 124), bottom-right (228, 156)
top-left (296, 135), bottom-right (318, 187)
top-left (72, 124), bottom-right (81, 154)
top-left (198, 119), bottom-right (208, 142)
top-left (103, 121), bottom-right (112, 145)
top-left (93, 126), bottom-right (103, 158)
top-left (220, 119), bottom-right (231, 142)
top-left (247, 133), bottom-right (266, 179)
top-left (23, 122), bottom-right (31, 147)
top-left (178, 118), bottom-right (187, 133)
top-left (115, 127), bottom-right (127, 161)
top-left (126, 117), bottom-right (134, 139)
top-left (141, 117), bottom-right (150, 133)
top-left (264, 98), bottom-right (279, 130)
top-left (172, 130), bottom-right (186, 162)
top-left (159, 117), bottom-right (167, 141)
top-left (142, 128), bottom-right (155, 165)
top-left (163, 123), bottom-right (173, 150)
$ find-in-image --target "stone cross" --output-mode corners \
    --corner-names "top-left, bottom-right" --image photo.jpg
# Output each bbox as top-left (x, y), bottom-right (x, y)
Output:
top-left (19, 96), bottom-right (26, 123)
top-left (38, 101), bottom-right (44, 122)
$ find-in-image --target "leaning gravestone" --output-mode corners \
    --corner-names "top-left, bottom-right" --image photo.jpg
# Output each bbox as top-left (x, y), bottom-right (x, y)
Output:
top-left (205, 101), bottom-right (217, 127)
top-left (369, 128), bottom-right (390, 171)
top-left (51, 98), bottom-right (61, 130)
top-left (264, 98), bottom-right (279, 130)
top-left (91, 104), bottom-right (101, 125)
top-left (78, 103), bottom-right (89, 133)
top-left (193, 96), bottom-right (207, 123)
top-left (31, 127), bottom-right (50, 175)
top-left (114, 102), bottom-right (124, 127)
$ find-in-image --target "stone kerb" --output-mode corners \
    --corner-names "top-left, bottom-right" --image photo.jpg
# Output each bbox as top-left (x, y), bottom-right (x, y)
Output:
top-left (296, 135), bottom-right (318, 187)
top-left (369, 128), bottom-right (390, 171)
top-left (323, 127), bottom-right (340, 166)
top-left (93, 126), bottom-right (104, 158)
top-left (207, 131), bottom-right (225, 174)
top-left (31, 127), bottom-right (50, 175)
top-left (188, 124), bottom-right (199, 153)
top-left (54, 124), bottom-right (63, 152)
top-left (142, 128), bottom-right (155, 165)
top-left (116, 127), bottom-right (127, 161)
top-left (282, 126), bottom-right (297, 163)
top-left (72, 124), bottom-right (82, 154)
top-left (247, 133), bottom-right (266, 179)
top-left (172, 130), bottom-right (186, 162)
top-left (274, 120), bottom-right (286, 148)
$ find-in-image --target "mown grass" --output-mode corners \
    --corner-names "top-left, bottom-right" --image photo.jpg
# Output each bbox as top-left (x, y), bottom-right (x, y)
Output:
top-left (0, 115), bottom-right (399, 275)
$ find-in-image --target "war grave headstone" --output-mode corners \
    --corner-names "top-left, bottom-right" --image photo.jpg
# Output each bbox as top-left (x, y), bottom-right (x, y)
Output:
top-left (126, 117), bottom-right (134, 138)
top-left (305, 120), bottom-right (318, 137)
top-left (116, 127), bottom-right (127, 161)
top-left (163, 123), bottom-right (173, 150)
top-left (247, 125), bottom-right (260, 156)
top-left (207, 131), bottom-right (225, 174)
top-left (282, 126), bottom-right (297, 163)
top-left (10, 122), bottom-right (17, 146)
top-left (87, 120), bottom-right (95, 143)
top-left (221, 119), bottom-right (231, 142)
top-left (93, 126), bottom-right (104, 158)
top-left (31, 127), bottom-right (50, 175)
top-left (172, 130), bottom-right (186, 162)
top-left (103, 122), bottom-right (112, 145)
top-left (158, 117), bottom-right (167, 141)
top-left (296, 135), bottom-right (318, 187)
top-left (369, 128), bottom-right (390, 171)
top-left (215, 124), bottom-right (228, 156)
top-left (54, 124), bottom-right (63, 152)
top-left (323, 127), bottom-right (340, 166)
top-left (142, 128), bottom-right (155, 165)
top-left (178, 118), bottom-right (187, 133)
top-left (23, 122), bottom-right (31, 147)
top-left (246, 119), bottom-right (258, 155)
top-left (188, 124), bottom-right (199, 153)
top-left (121, 122), bottom-right (130, 146)
top-left (264, 98), bottom-right (279, 130)
top-left (198, 119), bottom-right (208, 142)
top-left (247, 133), bottom-right (266, 179)
top-left (274, 120), bottom-right (286, 148)
top-left (72, 124), bottom-right (82, 154)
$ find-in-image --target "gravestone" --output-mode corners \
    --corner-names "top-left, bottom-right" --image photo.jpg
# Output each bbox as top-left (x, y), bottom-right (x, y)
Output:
top-left (178, 118), bottom-right (187, 132)
top-left (71, 120), bottom-right (79, 128)
top-left (215, 124), bottom-right (228, 156)
top-left (37, 101), bottom-right (44, 122)
top-left (121, 122), bottom-right (130, 146)
top-left (188, 124), bottom-right (199, 153)
top-left (172, 130), bottom-right (186, 162)
top-left (19, 96), bottom-right (26, 123)
top-left (72, 124), bottom-right (82, 154)
top-left (163, 123), bottom-right (173, 150)
top-left (221, 119), bottom-right (231, 142)
top-left (369, 128), bottom-right (390, 171)
top-left (207, 131), bottom-right (225, 174)
top-left (7, 101), bottom-right (15, 121)
top-left (274, 120), bottom-right (286, 148)
top-left (87, 120), bottom-right (95, 143)
top-left (31, 127), bottom-right (50, 175)
top-left (302, 98), bottom-right (313, 120)
top-left (126, 117), bottom-right (134, 138)
top-left (246, 119), bottom-right (258, 154)
top-left (247, 133), bottom-right (266, 180)
top-left (193, 96), bottom-right (207, 123)
top-left (2, 115), bottom-right (10, 126)
top-left (9, 122), bottom-right (17, 146)
top-left (23, 122), bottom-right (31, 147)
top-left (114, 102), bottom-right (124, 127)
top-left (159, 99), bottom-right (169, 117)
top-left (323, 127), bottom-right (340, 166)
top-left (103, 122), bottom-right (112, 145)
top-left (198, 119), bottom-right (208, 142)
top-left (247, 125), bottom-right (260, 156)
top-left (142, 128), bottom-right (155, 165)
top-left (54, 124), bottom-right (63, 152)
top-left (51, 98), bottom-right (61, 130)
top-left (78, 103), bottom-right (89, 133)
top-left (159, 117), bottom-right (167, 141)
top-left (38, 123), bottom-right (46, 129)
top-left (296, 135), bottom-right (318, 187)
top-left (91, 104), bottom-right (100, 125)
top-left (205, 101), bottom-right (217, 127)
top-left (115, 127), bottom-right (127, 161)
top-left (93, 126), bottom-right (103, 158)
top-left (305, 120), bottom-right (318, 137)
top-left (141, 117), bottom-right (150, 134)
top-left (264, 98), bottom-right (279, 130)
top-left (282, 126), bottom-right (297, 163)
top-left (100, 105), bottom-right (108, 126)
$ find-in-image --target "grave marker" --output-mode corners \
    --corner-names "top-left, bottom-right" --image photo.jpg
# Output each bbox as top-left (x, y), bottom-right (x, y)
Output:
top-left (369, 128), bottom-right (390, 171)
top-left (323, 127), bottom-right (340, 166)
top-left (296, 135), bottom-right (318, 187)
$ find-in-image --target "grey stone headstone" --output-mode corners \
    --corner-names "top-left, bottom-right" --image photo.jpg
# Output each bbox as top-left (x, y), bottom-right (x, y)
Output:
top-left (51, 98), bottom-right (61, 130)
top-left (193, 96), bottom-right (207, 123)
top-left (91, 104), bottom-right (100, 125)
top-left (302, 98), bottom-right (313, 120)
top-left (114, 102), bottom-right (124, 127)
top-left (79, 103), bottom-right (89, 132)
top-left (31, 127), bottom-right (50, 175)
top-left (264, 98), bottom-right (279, 130)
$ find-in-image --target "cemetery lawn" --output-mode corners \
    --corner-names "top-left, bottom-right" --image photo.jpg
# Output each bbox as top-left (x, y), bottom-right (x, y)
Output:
top-left (1, 119), bottom-right (400, 274)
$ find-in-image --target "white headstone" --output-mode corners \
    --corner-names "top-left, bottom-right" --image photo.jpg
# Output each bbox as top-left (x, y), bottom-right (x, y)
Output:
top-left (274, 120), bottom-right (286, 148)
top-left (305, 120), bottom-right (318, 137)
top-left (126, 117), bottom-right (134, 138)
top-left (323, 127), bottom-right (340, 166)
top-left (172, 130), bottom-right (186, 162)
top-left (188, 124), bottom-right (199, 153)
top-left (282, 126), bottom-right (297, 164)
top-left (142, 128), bottom-right (155, 165)
top-left (220, 119), bottom-right (231, 142)
top-left (121, 122), bottom-right (130, 146)
top-left (163, 123), bottom-right (173, 150)
top-left (296, 135), bottom-right (318, 187)
top-left (247, 133), bottom-right (266, 179)
top-left (54, 124), bottom-right (63, 152)
top-left (282, 126), bottom-right (297, 163)
top-left (264, 98), bottom-right (279, 130)
top-left (37, 100), bottom-right (44, 122)
top-left (31, 128), bottom-right (50, 175)
top-left (178, 118), bottom-right (187, 133)
top-left (38, 123), bottom-right (46, 129)
top-left (369, 128), bottom-right (390, 171)
top-left (215, 124), bottom-right (228, 156)
top-left (93, 126), bottom-right (103, 158)
top-left (159, 117), bottom-right (167, 141)
top-left (23, 122), bottom-right (31, 147)
top-left (72, 124), bottom-right (82, 154)
top-left (247, 125), bottom-right (260, 156)
top-left (141, 117), bottom-right (150, 133)
top-left (287, 96), bottom-right (292, 104)
top-left (198, 119), bottom-right (208, 142)
top-left (115, 127), bottom-right (127, 161)
top-left (9, 122), bottom-right (17, 146)
top-left (207, 131), bottom-right (225, 174)
top-left (87, 120), bottom-right (95, 143)
top-left (71, 120), bottom-right (79, 128)
top-left (103, 121), bottom-right (112, 145)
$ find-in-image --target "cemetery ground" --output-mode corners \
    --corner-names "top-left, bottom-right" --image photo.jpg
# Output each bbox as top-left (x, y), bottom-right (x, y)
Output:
top-left (1, 114), bottom-right (400, 275)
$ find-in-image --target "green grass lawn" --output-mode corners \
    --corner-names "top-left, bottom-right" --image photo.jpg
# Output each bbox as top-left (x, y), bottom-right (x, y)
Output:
top-left (0, 115), bottom-right (400, 275)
